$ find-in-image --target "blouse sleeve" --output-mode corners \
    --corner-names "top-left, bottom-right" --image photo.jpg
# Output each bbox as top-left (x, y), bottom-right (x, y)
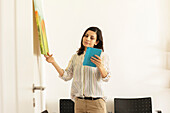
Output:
top-left (101, 53), bottom-right (111, 82)
top-left (59, 54), bottom-right (76, 81)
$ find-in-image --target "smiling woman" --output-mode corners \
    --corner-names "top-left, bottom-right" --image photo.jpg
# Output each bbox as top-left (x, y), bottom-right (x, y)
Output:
top-left (43, 0), bottom-right (170, 112)
top-left (77, 27), bottom-right (104, 55)
top-left (44, 27), bottom-right (111, 113)
top-left (83, 30), bottom-right (98, 47)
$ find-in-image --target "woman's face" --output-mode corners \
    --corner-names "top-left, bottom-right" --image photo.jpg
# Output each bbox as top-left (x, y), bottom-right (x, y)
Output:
top-left (82, 30), bottom-right (99, 49)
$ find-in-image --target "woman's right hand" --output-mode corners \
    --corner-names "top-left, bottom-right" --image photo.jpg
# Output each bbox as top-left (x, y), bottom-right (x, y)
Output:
top-left (44, 52), bottom-right (55, 64)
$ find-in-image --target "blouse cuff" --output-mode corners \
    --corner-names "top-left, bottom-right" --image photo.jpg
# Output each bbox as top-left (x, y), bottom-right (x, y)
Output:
top-left (59, 69), bottom-right (68, 81)
top-left (102, 72), bottom-right (111, 82)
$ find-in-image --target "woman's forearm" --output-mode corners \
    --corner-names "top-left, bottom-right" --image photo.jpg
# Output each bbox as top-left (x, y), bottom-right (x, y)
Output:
top-left (52, 61), bottom-right (64, 77)
top-left (98, 66), bottom-right (107, 78)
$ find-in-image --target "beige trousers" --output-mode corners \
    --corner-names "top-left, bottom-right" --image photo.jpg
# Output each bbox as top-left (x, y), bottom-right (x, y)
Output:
top-left (74, 97), bottom-right (107, 113)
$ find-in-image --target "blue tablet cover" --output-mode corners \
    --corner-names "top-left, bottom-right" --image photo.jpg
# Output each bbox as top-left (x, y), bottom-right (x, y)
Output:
top-left (83, 47), bottom-right (102, 67)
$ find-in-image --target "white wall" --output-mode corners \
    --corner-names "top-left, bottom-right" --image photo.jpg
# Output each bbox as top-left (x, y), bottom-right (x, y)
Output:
top-left (43, 0), bottom-right (170, 113)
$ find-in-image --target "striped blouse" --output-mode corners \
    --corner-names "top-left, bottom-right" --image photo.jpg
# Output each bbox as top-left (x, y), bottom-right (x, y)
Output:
top-left (59, 52), bottom-right (111, 101)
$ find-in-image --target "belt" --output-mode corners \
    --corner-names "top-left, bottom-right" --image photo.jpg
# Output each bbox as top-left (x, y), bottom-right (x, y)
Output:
top-left (77, 97), bottom-right (101, 100)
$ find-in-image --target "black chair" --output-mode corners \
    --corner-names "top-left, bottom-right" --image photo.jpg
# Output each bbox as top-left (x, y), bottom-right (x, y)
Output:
top-left (114, 97), bottom-right (162, 113)
top-left (60, 99), bottom-right (74, 113)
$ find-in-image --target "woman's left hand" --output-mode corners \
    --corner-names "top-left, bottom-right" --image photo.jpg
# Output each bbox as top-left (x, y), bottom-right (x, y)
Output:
top-left (90, 55), bottom-right (103, 69)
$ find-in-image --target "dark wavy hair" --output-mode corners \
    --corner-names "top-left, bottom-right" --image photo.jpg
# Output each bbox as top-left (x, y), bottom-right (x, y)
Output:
top-left (77, 27), bottom-right (104, 55)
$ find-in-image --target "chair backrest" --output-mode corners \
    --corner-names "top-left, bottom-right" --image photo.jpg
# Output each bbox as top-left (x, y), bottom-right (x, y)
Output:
top-left (41, 110), bottom-right (48, 113)
top-left (114, 97), bottom-right (152, 113)
top-left (60, 99), bottom-right (74, 113)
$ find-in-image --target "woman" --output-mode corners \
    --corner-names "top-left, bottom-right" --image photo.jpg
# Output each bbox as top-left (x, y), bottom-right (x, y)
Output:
top-left (44, 27), bottom-right (111, 113)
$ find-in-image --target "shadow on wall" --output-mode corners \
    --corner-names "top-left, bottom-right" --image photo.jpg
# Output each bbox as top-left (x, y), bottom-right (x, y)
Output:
top-left (106, 99), bottom-right (114, 113)
top-left (166, 38), bottom-right (170, 70)
top-left (166, 37), bottom-right (170, 88)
